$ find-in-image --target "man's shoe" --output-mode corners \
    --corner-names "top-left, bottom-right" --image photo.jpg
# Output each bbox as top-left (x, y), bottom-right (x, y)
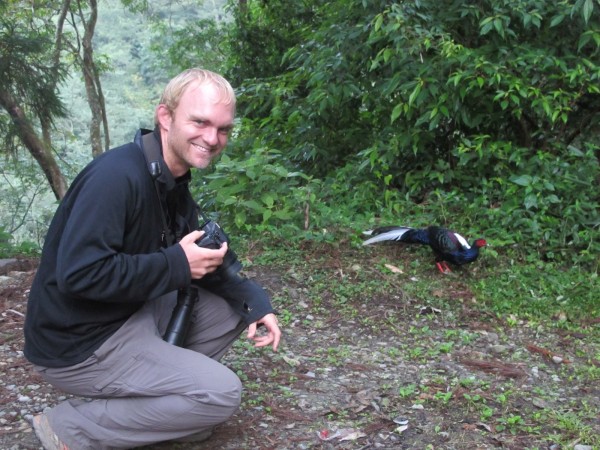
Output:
top-left (31, 413), bottom-right (70, 450)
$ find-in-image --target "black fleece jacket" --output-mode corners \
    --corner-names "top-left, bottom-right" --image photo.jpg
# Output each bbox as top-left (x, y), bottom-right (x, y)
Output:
top-left (24, 129), bottom-right (274, 367)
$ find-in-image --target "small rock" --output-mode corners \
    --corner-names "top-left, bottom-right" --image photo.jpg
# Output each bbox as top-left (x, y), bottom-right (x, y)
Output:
top-left (484, 332), bottom-right (499, 343)
top-left (573, 445), bottom-right (593, 450)
top-left (552, 356), bottom-right (563, 364)
top-left (532, 397), bottom-right (549, 409)
top-left (490, 345), bottom-right (509, 354)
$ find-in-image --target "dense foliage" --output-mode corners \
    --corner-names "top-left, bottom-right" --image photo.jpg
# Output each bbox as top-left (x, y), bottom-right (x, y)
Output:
top-left (0, 0), bottom-right (598, 271)
top-left (184, 0), bottom-right (599, 268)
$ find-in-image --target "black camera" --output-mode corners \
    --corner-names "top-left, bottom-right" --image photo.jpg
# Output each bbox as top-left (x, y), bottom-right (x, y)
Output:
top-left (163, 215), bottom-right (243, 347)
top-left (195, 218), bottom-right (243, 281)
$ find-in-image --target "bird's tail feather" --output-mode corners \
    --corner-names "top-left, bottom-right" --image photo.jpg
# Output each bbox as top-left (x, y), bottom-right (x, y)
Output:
top-left (362, 227), bottom-right (411, 245)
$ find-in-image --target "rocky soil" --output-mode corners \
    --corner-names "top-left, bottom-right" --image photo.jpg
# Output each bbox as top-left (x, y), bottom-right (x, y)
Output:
top-left (1, 253), bottom-right (598, 450)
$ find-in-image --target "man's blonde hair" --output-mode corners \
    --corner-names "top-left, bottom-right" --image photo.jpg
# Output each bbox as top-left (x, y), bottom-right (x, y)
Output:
top-left (154, 68), bottom-right (236, 125)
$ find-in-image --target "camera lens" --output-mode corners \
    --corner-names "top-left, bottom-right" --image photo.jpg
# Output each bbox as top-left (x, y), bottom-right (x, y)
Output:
top-left (219, 249), bottom-right (243, 280)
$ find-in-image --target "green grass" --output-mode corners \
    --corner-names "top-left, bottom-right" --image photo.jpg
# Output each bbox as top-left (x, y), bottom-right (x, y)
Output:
top-left (245, 228), bottom-right (598, 326)
top-left (243, 230), bottom-right (599, 446)
top-left (473, 261), bottom-right (599, 321)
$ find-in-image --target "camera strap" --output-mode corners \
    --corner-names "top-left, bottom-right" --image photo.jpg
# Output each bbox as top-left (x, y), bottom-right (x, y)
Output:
top-left (141, 132), bottom-right (174, 247)
top-left (141, 130), bottom-right (162, 179)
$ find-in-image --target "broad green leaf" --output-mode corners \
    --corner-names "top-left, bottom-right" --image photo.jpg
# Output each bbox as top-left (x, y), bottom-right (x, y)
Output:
top-left (582, 0), bottom-right (594, 23)
top-left (242, 200), bottom-right (263, 212)
top-left (391, 103), bottom-right (403, 123)
top-left (550, 14), bottom-right (565, 27)
top-left (374, 13), bottom-right (384, 32)
top-left (383, 48), bottom-right (393, 63)
top-left (274, 210), bottom-right (294, 220)
top-left (547, 194), bottom-right (560, 203)
top-left (510, 175), bottom-right (532, 187)
top-left (524, 194), bottom-right (538, 210)
top-left (234, 211), bottom-right (247, 228)
top-left (408, 84), bottom-right (421, 106)
top-left (493, 18), bottom-right (504, 38)
top-left (262, 209), bottom-right (272, 222)
top-left (261, 194), bottom-right (275, 208)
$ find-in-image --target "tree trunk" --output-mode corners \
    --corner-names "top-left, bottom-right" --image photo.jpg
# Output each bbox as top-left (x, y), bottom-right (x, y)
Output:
top-left (0, 90), bottom-right (68, 200)
top-left (77, 0), bottom-right (110, 156)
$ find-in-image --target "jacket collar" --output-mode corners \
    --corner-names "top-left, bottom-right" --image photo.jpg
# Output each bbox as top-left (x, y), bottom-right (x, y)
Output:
top-left (136, 128), bottom-right (191, 191)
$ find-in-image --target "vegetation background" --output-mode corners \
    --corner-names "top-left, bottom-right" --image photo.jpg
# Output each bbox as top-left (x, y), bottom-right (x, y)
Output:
top-left (0, 1), bottom-right (598, 447)
top-left (2, 0), bottom-right (597, 313)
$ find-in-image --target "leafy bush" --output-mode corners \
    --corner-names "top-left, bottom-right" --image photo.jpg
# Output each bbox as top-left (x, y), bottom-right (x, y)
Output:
top-left (208, 0), bottom-right (599, 266)
top-left (192, 141), bottom-right (320, 238)
top-left (0, 225), bottom-right (39, 257)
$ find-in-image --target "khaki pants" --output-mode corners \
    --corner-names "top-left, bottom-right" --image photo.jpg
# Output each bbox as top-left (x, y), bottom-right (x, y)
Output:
top-left (34, 288), bottom-right (245, 449)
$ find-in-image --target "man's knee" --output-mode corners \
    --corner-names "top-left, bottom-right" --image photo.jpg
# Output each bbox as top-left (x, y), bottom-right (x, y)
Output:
top-left (189, 368), bottom-right (242, 417)
top-left (216, 370), bottom-right (242, 412)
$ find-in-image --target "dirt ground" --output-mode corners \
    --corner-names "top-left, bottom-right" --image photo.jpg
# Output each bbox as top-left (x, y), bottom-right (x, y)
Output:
top-left (0, 252), bottom-right (598, 450)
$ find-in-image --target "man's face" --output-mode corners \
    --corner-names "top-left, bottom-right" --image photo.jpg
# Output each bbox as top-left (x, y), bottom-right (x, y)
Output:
top-left (159, 81), bottom-right (235, 177)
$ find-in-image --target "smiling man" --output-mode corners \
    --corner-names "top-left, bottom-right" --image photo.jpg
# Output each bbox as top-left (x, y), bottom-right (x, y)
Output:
top-left (158, 75), bottom-right (235, 174)
top-left (24, 68), bottom-right (280, 450)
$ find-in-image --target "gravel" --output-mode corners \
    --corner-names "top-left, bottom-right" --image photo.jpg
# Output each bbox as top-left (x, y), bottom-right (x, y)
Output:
top-left (1, 256), bottom-right (599, 450)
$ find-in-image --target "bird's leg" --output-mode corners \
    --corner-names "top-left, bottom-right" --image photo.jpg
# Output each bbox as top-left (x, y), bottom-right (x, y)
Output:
top-left (436, 261), bottom-right (451, 274)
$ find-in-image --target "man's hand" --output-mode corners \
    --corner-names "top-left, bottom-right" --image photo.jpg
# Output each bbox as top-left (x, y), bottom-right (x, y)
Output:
top-left (247, 313), bottom-right (281, 351)
top-left (179, 230), bottom-right (228, 279)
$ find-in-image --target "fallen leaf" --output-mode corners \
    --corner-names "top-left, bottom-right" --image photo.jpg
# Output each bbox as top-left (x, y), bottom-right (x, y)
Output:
top-left (318, 428), bottom-right (365, 441)
top-left (476, 422), bottom-right (492, 432)
top-left (419, 306), bottom-right (442, 315)
top-left (384, 263), bottom-right (403, 274)
top-left (339, 430), bottom-right (367, 441)
top-left (394, 424), bottom-right (409, 434)
top-left (282, 355), bottom-right (300, 367)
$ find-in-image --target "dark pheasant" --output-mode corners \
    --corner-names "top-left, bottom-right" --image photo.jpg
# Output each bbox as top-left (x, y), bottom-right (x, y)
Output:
top-left (363, 225), bottom-right (486, 273)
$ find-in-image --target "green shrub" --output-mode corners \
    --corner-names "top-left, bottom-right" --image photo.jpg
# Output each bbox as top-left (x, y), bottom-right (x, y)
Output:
top-left (192, 145), bottom-right (320, 238)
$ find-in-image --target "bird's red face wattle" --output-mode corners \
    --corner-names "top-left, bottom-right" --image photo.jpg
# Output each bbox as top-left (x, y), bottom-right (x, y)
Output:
top-left (475, 239), bottom-right (487, 248)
